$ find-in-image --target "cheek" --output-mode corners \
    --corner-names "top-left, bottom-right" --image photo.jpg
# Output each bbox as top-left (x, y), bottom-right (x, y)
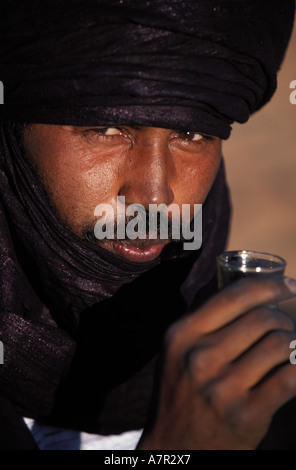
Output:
top-left (50, 157), bottom-right (121, 227)
top-left (25, 136), bottom-right (121, 233)
top-left (172, 147), bottom-right (222, 206)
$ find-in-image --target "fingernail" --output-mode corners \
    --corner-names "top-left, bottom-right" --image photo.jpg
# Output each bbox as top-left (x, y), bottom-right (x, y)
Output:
top-left (284, 277), bottom-right (296, 295)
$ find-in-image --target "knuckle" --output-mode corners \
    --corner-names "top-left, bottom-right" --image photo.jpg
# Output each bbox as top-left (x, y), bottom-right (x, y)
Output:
top-left (203, 377), bottom-right (234, 409)
top-left (164, 316), bottom-right (204, 356)
top-left (280, 310), bottom-right (296, 330)
top-left (257, 277), bottom-right (295, 303)
top-left (223, 277), bottom-right (290, 311)
top-left (279, 366), bottom-right (296, 394)
top-left (164, 320), bottom-right (184, 350)
top-left (278, 311), bottom-right (295, 331)
top-left (265, 330), bottom-right (290, 354)
top-left (203, 379), bottom-right (249, 426)
top-left (253, 307), bottom-right (294, 331)
top-left (252, 307), bottom-right (276, 327)
top-left (202, 379), bottom-right (222, 406)
top-left (259, 279), bottom-right (282, 299)
top-left (224, 279), bottom-right (253, 304)
top-left (183, 345), bottom-right (213, 382)
top-left (272, 277), bottom-right (294, 298)
top-left (229, 404), bottom-right (257, 432)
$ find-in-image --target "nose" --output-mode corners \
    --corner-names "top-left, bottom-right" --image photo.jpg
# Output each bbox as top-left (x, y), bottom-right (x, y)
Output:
top-left (118, 132), bottom-right (175, 209)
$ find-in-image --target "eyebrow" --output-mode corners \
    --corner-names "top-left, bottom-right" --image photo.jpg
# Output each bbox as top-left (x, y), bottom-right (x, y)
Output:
top-left (129, 125), bottom-right (143, 130)
top-left (74, 125), bottom-right (145, 131)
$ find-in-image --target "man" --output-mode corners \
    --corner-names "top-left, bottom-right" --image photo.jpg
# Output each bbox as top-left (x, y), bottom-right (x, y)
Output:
top-left (0, 0), bottom-right (295, 450)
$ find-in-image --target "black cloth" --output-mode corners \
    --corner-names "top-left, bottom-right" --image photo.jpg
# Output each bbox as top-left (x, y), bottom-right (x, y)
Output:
top-left (0, 397), bottom-right (38, 450)
top-left (0, 0), bottom-right (295, 450)
top-left (0, 1), bottom-right (295, 139)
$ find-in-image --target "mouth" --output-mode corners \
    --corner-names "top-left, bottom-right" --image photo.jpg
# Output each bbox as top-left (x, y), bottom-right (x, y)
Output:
top-left (100, 237), bottom-right (170, 262)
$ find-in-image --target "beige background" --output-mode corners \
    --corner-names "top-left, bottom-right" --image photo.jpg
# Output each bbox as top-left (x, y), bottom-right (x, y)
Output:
top-left (222, 19), bottom-right (296, 315)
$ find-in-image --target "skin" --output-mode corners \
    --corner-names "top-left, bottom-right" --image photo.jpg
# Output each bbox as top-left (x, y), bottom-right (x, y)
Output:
top-left (22, 124), bottom-right (221, 262)
top-left (22, 124), bottom-right (296, 449)
top-left (137, 277), bottom-right (296, 449)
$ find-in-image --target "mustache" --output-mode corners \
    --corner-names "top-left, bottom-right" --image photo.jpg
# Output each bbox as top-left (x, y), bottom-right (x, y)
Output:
top-left (83, 211), bottom-right (189, 245)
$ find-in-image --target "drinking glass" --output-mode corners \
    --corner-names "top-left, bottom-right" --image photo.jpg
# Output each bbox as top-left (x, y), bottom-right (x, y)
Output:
top-left (217, 250), bottom-right (286, 290)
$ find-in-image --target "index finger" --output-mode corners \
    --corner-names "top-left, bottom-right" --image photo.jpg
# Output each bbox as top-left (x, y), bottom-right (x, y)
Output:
top-left (184, 276), bottom-right (296, 336)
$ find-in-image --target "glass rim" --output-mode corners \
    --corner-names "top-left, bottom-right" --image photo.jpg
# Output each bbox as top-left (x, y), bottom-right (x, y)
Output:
top-left (217, 249), bottom-right (286, 273)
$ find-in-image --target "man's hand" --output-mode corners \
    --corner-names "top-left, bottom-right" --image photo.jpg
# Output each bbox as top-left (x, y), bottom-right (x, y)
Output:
top-left (137, 277), bottom-right (296, 450)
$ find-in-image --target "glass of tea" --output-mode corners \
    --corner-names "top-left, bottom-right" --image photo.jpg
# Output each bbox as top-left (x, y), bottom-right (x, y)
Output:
top-left (217, 250), bottom-right (286, 290)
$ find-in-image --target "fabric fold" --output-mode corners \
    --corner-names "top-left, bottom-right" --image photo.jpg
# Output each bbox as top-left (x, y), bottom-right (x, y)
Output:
top-left (0, 312), bottom-right (75, 417)
top-left (0, 1), bottom-right (294, 138)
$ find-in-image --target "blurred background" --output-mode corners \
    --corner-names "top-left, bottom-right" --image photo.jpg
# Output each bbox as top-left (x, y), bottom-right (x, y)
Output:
top-left (222, 19), bottom-right (296, 315)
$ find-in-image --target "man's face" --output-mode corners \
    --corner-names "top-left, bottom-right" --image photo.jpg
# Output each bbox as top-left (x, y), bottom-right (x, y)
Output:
top-left (22, 125), bottom-right (222, 262)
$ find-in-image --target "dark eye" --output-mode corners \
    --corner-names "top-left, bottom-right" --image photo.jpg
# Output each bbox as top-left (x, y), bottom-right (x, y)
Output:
top-left (181, 131), bottom-right (204, 141)
top-left (98, 127), bottom-right (124, 136)
top-left (179, 131), bottom-right (214, 142)
top-left (81, 126), bottom-right (130, 145)
top-left (85, 127), bottom-right (125, 136)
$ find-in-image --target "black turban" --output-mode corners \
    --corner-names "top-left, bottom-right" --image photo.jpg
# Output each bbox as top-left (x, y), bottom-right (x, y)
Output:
top-left (0, 0), bottom-right (295, 139)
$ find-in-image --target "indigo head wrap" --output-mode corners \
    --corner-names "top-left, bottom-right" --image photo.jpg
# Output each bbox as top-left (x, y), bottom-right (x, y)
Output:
top-left (0, 0), bottom-right (294, 139)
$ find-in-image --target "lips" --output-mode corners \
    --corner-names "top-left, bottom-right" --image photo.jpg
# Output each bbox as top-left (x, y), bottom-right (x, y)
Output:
top-left (101, 238), bottom-right (170, 262)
